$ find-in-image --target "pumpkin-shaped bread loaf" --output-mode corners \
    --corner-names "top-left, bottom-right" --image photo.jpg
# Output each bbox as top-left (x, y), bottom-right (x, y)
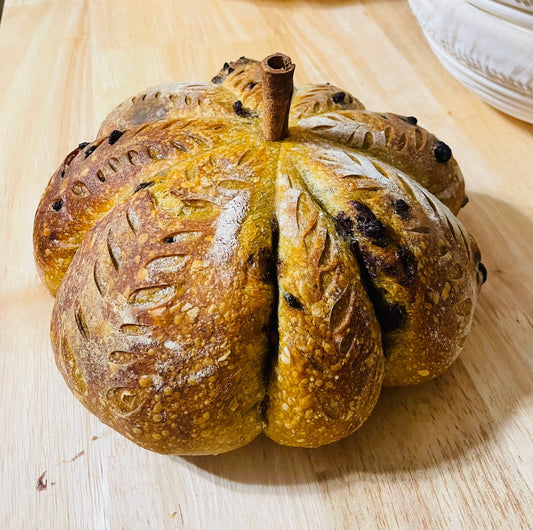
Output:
top-left (33, 54), bottom-right (485, 455)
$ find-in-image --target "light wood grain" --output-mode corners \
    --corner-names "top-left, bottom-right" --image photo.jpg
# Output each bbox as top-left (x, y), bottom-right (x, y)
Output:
top-left (1, 1), bottom-right (532, 529)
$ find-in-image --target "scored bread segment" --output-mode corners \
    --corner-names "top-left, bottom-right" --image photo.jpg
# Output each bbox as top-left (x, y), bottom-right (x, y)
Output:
top-left (98, 83), bottom-right (240, 137)
top-left (264, 151), bottom-right (383, 447)
top-left (52, 144), bottom-right (276, 455)
top-left (291, 141), bottom-right (482, 385)
top-left (292, 110), bottom-right (466, 214)
top-left (34, 117), bottom-right (253, 296)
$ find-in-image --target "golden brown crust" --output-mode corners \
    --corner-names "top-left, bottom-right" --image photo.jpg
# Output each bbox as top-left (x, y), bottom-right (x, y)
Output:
top-left (52, 145), bottom-right (275, 455)
top-left (291, 84), bottom-right (366, 119)
top-left (34, 118), bottom-right (255, 295)
top-left (213, 59), bottom-right (465, 212)
top-left (212, 56), bottom-right (265, 110)
top-left (292, 110), bottom-right (465, 214)
top-left (290, 141), bottom-right (482, 385)
top-left (34, 55), bottom-right (483, 454)
top-left (98, 83), bottom-right (239, 137)
top-left (265, 157), bottom-right (383, 446)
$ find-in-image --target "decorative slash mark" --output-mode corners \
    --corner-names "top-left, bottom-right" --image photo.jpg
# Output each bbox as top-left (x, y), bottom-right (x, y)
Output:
top-left (78, 142), bottom-right (89, 150)
top-left (75, 303), bottom-right (90, 339)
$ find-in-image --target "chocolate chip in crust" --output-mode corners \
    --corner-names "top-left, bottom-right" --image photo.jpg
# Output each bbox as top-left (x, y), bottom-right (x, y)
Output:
top-left (134, 181), bottom-right (154, 193)
top-left (393, 199), bottom-right (410, 220)
top-left (433, 141), bottom-right (452, 163)
top-left (84, 145), bottom-right (97, 158)
top-left (477, 262), bottom-right (487, 284)
top-left (350, 201), bottom-right (388, 243)
top-left (233, 100), bottom-right (253, 118)
top-left (283, 292), bottom-right (304, 311)
top-left (396, 246), bottom-right (418, 283)
top-left (108, 130), bottom-right (124, 145)
top-left (332, 91), bottom-right (346, 104)
top-left (400, 115), bottom-right (418, 126)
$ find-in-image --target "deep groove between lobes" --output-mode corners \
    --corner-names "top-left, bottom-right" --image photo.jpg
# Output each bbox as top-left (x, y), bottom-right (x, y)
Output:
top-left (256, 141), bottom-right (283, 422)
top-left (259, 215), bottom-right (279, 422)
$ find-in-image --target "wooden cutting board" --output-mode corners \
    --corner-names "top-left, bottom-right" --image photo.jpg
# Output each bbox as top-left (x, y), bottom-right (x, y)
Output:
top-left (1, 1), bottom-right (531, 528)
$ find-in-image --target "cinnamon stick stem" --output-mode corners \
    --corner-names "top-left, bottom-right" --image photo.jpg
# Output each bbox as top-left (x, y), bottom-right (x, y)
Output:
top-left (261, 53), bottom-right (295, 141)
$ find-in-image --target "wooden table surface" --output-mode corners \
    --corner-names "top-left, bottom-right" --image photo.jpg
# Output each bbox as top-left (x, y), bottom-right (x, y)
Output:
top-left (1, 1), bottom-right (532, 529)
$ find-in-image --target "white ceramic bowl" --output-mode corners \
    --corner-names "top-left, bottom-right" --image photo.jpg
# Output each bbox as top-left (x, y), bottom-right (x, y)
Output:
top-left (408, 0), bottom-right (533, 123)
